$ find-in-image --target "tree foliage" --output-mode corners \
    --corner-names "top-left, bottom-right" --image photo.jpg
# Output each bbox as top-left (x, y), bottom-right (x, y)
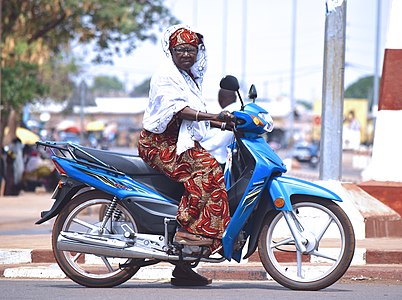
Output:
top-left (344, 75), bottom-right (378, 99)
top-left (129, 77), bottom-right (151, 97)
top-left (0, 0), bottom-right (177, 145)
top-left (91, 75), bottom-right (125, 96)
top-left (1, 61), bottom-right (48, 111)
top-left (1, 0), bottom-right (177, 65)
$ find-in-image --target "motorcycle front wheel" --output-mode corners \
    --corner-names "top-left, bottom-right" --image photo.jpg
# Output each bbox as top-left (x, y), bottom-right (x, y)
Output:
top-left (52, 190), bottom-right (140, 287)
top-left (258, 196), bottom-right (355, 290)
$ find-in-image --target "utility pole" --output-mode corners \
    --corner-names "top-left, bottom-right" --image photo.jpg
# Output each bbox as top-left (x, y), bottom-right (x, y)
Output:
top-left (79, 80), bottom-right (87, 143)
top-left (373, 0), bottom-right (381, 111)
top-left (319, 0), bottom-right (347, 181)
top-left (241, 0), bottom-right (247, 94)
top-left (193, 0), bottom-right (198, 28)
top-left (222, 0), bottom-right (228, 77)
top-left (289, 0), bottom-right (297, 146)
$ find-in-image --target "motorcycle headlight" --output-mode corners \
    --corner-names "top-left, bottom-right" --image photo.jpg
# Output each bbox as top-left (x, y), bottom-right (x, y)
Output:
top-left (258, 112), bottom-right (274, 132)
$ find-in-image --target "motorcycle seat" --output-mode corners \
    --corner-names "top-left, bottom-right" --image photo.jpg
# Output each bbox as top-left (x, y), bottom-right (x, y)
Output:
top-left (72, 146), bottom-right (185, 202)
top-left (73, 146), bottom-right (161, 176)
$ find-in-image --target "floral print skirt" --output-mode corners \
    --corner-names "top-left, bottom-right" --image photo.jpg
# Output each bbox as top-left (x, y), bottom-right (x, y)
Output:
top-left (138, 121), bottom-right (230, 251)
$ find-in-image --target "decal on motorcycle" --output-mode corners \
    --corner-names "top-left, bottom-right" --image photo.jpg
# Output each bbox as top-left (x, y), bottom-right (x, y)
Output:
top-left (241, 181), bottom-right (264, 215)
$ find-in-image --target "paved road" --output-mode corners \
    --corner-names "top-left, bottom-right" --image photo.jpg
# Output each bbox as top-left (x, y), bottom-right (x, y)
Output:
top-left (1, 279), bottom-right (401, 300)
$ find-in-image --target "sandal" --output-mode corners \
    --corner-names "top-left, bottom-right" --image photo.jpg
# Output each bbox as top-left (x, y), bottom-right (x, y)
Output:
top-left (174, 229), bottom-right (213, 246)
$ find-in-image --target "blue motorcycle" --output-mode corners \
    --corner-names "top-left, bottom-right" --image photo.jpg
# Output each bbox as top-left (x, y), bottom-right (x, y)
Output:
top-left (36, 75), bottom-right (355, 290)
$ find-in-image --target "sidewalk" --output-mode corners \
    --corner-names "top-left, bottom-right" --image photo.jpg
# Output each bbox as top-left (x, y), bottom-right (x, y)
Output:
top-left (1, 191), bottom-right (402, 282)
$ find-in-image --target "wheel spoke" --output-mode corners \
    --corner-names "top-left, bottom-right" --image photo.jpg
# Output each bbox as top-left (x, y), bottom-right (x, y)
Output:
top-left (270, 237), bottom-right (294, 249)
top-left (296, 250), bottom-right (303, 278)
top-left (71, 252), bottom-right (84, 263)
top-left (315, 215), bottom-right (334, 243)
top-left (72, 218), bottom-right (98, 231)
top-left (101, 256), bottom-right (114, 272)
top-left (311, 249), bottom-right (337, 261)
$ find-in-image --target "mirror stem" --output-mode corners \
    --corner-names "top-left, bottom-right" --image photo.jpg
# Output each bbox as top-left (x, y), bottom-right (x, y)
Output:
top-left (236, 90), bottom-right (245, 111)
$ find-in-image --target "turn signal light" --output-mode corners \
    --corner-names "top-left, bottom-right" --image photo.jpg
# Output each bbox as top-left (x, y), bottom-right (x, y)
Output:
top-left (274, 197), bottom-right (285, 208)
top-left (251, 115), bottom-right (263, 126)
top-left (57, 180), bottom-right (64, 189)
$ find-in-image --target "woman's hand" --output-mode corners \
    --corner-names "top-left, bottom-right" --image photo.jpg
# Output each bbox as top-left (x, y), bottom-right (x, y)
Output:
top-left (218, 110), bottom-right (236, 123)
top-left (177, 107), bottom-right (236, 128)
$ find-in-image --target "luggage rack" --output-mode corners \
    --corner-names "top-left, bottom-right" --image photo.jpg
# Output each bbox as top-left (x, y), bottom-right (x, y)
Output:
top-left (36, 141), bottom-right (125, 176)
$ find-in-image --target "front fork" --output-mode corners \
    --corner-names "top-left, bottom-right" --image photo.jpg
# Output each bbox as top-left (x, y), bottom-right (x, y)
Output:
top-left (282, 210), bottom-right (308, 253)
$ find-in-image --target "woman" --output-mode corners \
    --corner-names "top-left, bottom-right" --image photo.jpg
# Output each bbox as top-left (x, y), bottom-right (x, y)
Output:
top-left (138, 24), bottom-right (234, 286)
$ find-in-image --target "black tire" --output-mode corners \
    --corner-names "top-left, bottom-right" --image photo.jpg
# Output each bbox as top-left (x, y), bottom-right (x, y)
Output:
top-left (52, 190), bottom-right (140, 287)
top-left (258, 196), bottom-right (355, 290)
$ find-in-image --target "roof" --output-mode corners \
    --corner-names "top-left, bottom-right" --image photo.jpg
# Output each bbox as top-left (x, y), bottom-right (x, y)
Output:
top-left (73, 97), bottom-right (149, 115)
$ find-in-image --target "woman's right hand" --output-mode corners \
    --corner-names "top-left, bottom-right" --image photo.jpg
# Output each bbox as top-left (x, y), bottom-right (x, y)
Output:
top-left (217, 110), bottom-right (236, 123)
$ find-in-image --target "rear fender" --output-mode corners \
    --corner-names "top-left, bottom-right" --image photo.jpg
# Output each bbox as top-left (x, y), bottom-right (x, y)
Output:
top-left (35, 178), bottom-right (87, 224)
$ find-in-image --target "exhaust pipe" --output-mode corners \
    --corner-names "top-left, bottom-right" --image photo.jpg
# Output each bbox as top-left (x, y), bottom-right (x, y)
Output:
top-left (57, 232), bottom-right (173, 260)
top-left (56, 232), bottom-right (225, 263)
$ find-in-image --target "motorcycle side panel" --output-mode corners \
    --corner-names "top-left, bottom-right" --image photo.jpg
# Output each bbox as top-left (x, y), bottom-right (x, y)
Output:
top-left (53, 157), bottom-right (174, 203)
top-left (223, 137), bottom-right (284, 260)
top-left (122, 196), bottom-right (178, 234)
top-left (40, 157), bottom-right (181, 234)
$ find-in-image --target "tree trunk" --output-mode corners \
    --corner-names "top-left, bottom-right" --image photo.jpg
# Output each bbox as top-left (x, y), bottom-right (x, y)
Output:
top-left (3, 109), bottom-right (18, 146)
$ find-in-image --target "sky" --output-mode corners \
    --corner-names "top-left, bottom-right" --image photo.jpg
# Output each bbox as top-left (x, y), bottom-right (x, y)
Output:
top-left (75, 0), bottom-right (393, 103)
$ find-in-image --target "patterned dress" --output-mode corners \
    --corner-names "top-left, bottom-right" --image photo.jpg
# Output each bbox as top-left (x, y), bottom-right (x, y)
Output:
top-left (138, 119), bottom-right (230, 250)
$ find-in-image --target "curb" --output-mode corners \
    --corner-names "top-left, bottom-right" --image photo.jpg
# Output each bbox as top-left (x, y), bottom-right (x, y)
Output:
top-left (0, 249), bottom-right (55, 265)
top-left (1, 248), bottom-right (402, 281)
top-left (4, 248), bottom-right (401, 265)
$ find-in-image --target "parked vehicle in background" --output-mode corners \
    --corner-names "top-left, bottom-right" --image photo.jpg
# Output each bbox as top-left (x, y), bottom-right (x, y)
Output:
top-left (59, 132), bottom-right (81, 144)
top-left (292, 142), bottom-right (319, 168)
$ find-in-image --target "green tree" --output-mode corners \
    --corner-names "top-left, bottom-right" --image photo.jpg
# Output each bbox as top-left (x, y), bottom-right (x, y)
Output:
top-left (40, 52), bottom-right (81, 102)
top-left (345, 75), bottom-right (379, 97)
top-left (91, 76), bottom-right (125, 96)
top-left (1, 62), bottom-right (46, 109)
top-left (1, 0), bottom-right (177, 145)
top-left (129, 77), bottom-right (151, 97)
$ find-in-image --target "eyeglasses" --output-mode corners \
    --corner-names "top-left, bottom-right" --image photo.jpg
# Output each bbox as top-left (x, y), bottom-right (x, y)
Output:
top-left (173, 47), bottom-right (198, 55)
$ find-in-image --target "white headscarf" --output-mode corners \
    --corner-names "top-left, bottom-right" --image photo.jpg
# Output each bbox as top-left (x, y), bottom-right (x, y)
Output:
top-left (142, 24), bottom-right (210, 155)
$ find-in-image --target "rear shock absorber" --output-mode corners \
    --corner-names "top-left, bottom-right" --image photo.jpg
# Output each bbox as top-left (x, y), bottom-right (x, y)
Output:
top-left (113, 208), bottom-right (123, 221)
top-left (99, 197), bottom-right (118, 234)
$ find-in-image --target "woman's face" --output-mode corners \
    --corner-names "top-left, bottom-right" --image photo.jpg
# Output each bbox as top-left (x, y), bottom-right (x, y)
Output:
top-left (171, 43), bottom-right (198, 72)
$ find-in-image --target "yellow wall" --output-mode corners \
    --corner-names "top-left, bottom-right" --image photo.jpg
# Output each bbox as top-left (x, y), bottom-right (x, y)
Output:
top-left (313, 98), bottom-right (369, 143)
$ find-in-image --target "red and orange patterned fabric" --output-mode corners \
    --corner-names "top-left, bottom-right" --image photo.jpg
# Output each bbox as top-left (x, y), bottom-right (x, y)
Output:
top-left (138, 120), bottom-right (230, 251)
top-left (169, 28), bottom-right (199, 49)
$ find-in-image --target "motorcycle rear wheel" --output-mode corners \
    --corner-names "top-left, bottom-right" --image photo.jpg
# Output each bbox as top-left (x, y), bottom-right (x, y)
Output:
top-left (52, 190), bottom-right (140, 287)
top-left (258, 196), bottom-right (355, 290)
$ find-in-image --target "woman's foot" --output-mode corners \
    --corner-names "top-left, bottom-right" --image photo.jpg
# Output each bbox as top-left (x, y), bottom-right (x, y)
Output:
top-left (171, 264), bottom-right (212, 286)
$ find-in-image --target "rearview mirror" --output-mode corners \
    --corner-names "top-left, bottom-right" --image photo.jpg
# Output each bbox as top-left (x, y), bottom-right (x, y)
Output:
top-left (220, 75), bottom-right (240, 91)
top-left (248, 84), bottom-right (257, 102)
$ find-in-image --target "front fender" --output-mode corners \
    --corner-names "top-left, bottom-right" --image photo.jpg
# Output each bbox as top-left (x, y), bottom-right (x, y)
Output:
top-left (243, 176), bottom-right (342, 259)
top-left (269, 176), bottom-right (342, 211)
